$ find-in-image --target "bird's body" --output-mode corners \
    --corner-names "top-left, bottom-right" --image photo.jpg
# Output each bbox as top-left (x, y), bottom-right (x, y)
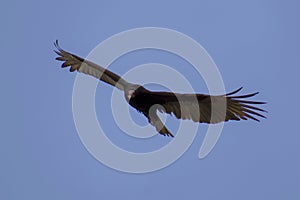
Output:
top-left (54, 40), bottom-right (266, 137)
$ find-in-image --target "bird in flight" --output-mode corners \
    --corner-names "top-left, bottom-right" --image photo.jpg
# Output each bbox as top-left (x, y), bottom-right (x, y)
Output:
top-left (54, 40), bottom-right (266, 137)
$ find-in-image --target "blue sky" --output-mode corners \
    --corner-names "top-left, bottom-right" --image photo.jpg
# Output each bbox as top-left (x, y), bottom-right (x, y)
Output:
top-left (1, 0), bottom-right (300, 199)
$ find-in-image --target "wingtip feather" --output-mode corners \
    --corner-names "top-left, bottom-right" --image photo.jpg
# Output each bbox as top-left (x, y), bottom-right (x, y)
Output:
top-left (225, 87), bottom-right (243, 96)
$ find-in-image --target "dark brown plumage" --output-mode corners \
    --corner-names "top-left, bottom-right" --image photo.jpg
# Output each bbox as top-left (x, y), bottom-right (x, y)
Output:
top-left (54, 40), bottom-right (266, 137)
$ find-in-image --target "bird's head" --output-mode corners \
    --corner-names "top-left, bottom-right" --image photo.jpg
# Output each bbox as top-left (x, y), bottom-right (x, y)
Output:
top-left (124, 84), bottom-right (145, 103)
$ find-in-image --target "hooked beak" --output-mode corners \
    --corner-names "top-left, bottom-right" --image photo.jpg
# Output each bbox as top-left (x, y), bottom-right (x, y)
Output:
top-left (127, 90), bottom-right (135, 100)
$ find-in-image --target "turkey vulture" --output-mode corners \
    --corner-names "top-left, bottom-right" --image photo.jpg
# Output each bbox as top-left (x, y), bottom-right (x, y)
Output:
top-left (54, 40), bottom-right (266, 137)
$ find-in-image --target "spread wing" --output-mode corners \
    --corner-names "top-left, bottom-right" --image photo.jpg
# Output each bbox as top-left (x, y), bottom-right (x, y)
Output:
top-left (54, 40), bottom-right (130, 91)
top-left (148, 87), bottom-right (266, 124)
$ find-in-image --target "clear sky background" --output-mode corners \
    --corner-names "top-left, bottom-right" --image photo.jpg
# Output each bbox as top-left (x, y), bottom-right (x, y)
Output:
top-left (1, 0), bottom-right (299, 199)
